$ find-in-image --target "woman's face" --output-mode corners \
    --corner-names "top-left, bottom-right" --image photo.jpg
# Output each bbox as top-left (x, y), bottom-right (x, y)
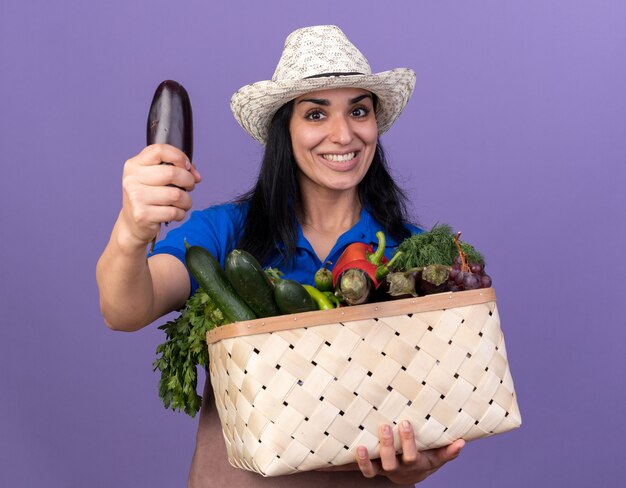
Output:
top-left (289, 87), bottom-right (378, 195)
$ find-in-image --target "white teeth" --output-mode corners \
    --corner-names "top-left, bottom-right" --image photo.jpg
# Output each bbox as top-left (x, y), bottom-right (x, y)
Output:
top-left (322, 152), bottom-right (356, 162)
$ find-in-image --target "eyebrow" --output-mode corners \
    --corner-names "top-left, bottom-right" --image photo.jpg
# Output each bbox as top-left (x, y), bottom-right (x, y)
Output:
top-left (297, 94), bottom-right (373, 106)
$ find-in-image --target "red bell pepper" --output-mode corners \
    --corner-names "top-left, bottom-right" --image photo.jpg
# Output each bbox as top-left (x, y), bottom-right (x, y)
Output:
top-left (332, 232), bottom-right (403, 305)
top-left (333, 231), bottom-right (401, 305)
top-left (332, 233), bottom-right (386, 288)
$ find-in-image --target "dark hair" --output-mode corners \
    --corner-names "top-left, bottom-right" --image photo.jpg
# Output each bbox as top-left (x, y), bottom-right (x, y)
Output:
top-left (235, 100), bottom-right (413, 265)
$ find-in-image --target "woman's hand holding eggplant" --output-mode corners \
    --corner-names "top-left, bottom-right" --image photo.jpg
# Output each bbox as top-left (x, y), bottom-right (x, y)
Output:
top-left (119, 143), bottom-right (202, 250)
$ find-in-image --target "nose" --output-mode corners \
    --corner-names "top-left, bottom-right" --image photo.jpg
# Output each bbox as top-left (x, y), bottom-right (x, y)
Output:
top-left (328, 115), bottom-right (353, 145)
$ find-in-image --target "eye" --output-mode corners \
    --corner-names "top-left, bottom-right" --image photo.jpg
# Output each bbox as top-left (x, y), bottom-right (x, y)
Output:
top-left (305, 109), bottom-right (326, 121)
top-left (351, 106), bottom-right (371, 118)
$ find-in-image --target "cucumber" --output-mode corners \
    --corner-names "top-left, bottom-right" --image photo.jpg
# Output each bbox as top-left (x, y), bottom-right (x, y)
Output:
top-left (184, 243), bottom-right (256, 323)
top-left (274, 279), bottom-right (317, 314)
top-left (225, 250), bottom-right (280, 318)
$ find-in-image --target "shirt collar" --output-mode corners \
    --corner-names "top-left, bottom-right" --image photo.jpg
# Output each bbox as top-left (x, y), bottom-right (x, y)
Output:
top-left (293, 207), bottom-right (400, 253)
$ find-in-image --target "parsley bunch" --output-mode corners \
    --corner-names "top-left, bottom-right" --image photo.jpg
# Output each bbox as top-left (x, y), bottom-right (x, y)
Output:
top-left (153, 290), bottom-right (228, 417)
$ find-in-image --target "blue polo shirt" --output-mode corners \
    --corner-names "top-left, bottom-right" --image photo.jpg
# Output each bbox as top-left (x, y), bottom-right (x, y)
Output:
top-left (151, 202), bottom-right (421, 295)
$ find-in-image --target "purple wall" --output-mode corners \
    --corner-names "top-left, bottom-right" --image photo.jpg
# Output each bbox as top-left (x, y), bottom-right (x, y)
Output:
top-left (1, 1), bottom-right (624, 486)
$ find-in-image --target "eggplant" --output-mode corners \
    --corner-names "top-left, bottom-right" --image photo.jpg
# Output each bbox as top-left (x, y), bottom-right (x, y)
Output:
top-left (420, 264), bottom-right (450, 295)
top-left (147, 80), bottom-right (193, 160)
top-left (146, 80), bottom-right (194, 250)
top-left (336, 268), bottom-right (373, 306)
top-left (385, 268), bottom-right (421, 299)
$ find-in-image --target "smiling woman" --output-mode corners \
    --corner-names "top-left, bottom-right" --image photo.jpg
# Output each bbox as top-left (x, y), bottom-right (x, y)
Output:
top-left (291, 89), bottom-right (378, 192)
top-left (288, 88), bottom-right (379, 260)
top-left (96, 25), bottom-right (464, 487)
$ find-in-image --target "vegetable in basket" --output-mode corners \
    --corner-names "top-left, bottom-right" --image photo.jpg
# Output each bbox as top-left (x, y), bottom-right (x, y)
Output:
top-left (393, 224), bottom-right (484, 269)
top-left (153, 290), bottom-right (226, 417)
top-left (446, 232), bottom-right (493, 291)
top-left (303, 284), bottom-right (336, 310)
top-left (313, 261), bottom-right (333, 292)
top-left (225, 249), bottom-right (281, 318)
top-left (332, 231), bottom-right (402, 305)
top-left (274, 279), bottom-right (318, 313)
top-left (266, 268), bottom-right (318, 314)
top-left (385, 225), bottom-right (493, 296)
top-left (184, 241), bottom-right (256, 322)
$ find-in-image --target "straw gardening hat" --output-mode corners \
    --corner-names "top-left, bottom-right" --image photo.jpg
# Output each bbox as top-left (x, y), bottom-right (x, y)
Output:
top-left (230, 25), bottom-right (416, 144)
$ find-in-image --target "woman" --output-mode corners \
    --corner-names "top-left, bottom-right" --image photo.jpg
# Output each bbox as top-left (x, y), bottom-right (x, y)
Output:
top-left (97, 25), bottom-right (465, 487)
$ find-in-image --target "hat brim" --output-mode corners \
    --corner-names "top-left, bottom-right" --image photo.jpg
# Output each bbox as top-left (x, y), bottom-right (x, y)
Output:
top-left (230, 68), bottom-right (416, 144)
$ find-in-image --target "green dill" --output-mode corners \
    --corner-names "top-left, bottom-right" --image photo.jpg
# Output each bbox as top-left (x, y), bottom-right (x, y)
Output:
top-left (395, 224), bottom-right (485, 270)
top-left (153, 290), bottom-right (228, 417)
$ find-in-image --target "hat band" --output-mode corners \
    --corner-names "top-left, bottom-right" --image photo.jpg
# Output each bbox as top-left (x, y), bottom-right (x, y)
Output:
top-left (304, 71), bottom-right (364, 79)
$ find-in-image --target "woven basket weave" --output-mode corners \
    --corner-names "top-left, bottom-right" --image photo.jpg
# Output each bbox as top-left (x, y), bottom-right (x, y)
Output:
top-left (206, 288), bottom-right (521, 477)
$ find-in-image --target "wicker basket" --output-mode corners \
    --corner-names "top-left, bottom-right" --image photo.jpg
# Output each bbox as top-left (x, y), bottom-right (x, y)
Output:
top-left (206, 288), bottom-right (521, 477)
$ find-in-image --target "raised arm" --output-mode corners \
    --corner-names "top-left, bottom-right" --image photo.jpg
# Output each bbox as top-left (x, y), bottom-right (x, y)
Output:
top-left (96, 144), bottom-right (202, 331)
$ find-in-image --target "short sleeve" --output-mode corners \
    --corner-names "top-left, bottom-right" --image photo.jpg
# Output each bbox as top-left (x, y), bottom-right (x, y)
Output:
top-left (149, 203), bottom-right (247, 295)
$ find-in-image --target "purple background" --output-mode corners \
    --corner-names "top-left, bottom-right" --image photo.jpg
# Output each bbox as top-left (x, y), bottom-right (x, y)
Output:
top-left (1, 1), bottom-right (624, 486)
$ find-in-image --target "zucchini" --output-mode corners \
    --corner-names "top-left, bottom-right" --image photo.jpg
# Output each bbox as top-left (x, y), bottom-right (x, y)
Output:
top-left (225, 250), bottom-right (280, 318)
top-left (184, 243), bottom-right (256, 323)
top-left (274, 279), bottom-right (317, 314)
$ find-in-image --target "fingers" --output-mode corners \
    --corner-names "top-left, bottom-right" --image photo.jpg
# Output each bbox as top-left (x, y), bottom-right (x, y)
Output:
top-left (133, 163), bottom-right (198, 192)
top-left (135, 143), bottom-right (191, 169)
top-left (356, 423), bottom-right (399, 478)
top-left (133, 185), bottom-right (193, 213)
top-left (421, 438), bottom-right (466, 468)
top-left (189, 163), bottom-right (202, 183)
top-left (126, 144), bottom-right (201, 190)
top-left (399, 420), bottom-right (418, 464)
top-left (355, 446), bottom-right (378, 478)
top-left (119, 144), bottom-right (201, 246)
top-left (355, 422), bottom-right (465, 484)
top-left (129, 201), bottom-right (187, 228)
top-left (394, 420), bottom-right (465, 468)
top-left (378, 424), bottom-right (399, 472)
top-left (440, 438), bottom-right (466, 462)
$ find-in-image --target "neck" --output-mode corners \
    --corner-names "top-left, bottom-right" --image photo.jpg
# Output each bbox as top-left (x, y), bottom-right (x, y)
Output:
top-left (297, 189), bottom-right (362, 262)
top-left (298, 189), bottom-right (362, 234)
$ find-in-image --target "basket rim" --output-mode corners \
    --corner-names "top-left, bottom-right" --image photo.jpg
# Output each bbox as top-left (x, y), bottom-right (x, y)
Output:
top-left (206, 288), bottom-right (496, 344)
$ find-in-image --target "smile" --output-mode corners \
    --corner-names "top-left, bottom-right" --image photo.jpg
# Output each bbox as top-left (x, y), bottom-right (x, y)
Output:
top-left (322, 152), bottom-right (356, 162)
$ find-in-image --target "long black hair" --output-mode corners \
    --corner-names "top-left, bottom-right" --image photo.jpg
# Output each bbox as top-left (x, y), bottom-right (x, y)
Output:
top-left (235, 100), bottom-right (413, 265)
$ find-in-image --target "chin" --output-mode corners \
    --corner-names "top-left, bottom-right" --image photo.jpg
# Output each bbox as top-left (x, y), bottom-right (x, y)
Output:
top-left (325, 179), bottom-right (362, 192)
